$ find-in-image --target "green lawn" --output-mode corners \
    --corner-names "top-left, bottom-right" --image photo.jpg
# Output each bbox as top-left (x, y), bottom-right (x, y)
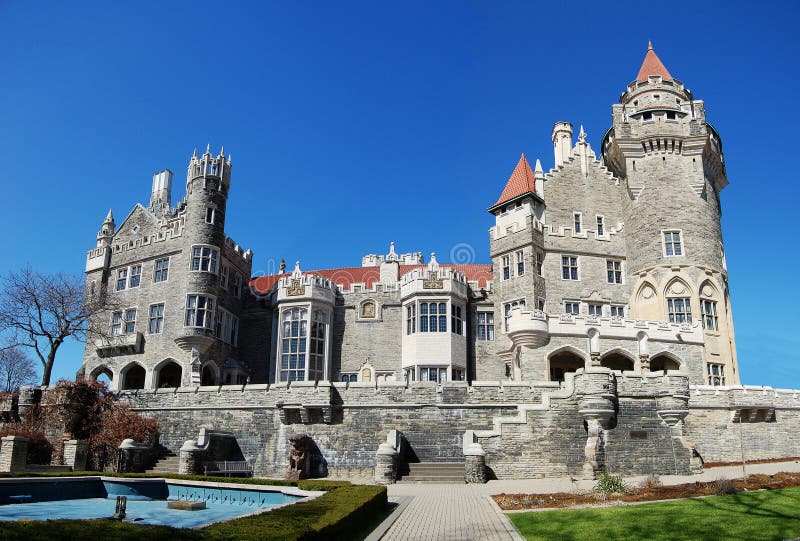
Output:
top-left (509, 486), bottom-right (800, 541)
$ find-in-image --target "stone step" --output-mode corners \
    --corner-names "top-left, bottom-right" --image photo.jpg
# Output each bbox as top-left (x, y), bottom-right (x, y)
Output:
top-left (398, 476), bottom-right (465, 483)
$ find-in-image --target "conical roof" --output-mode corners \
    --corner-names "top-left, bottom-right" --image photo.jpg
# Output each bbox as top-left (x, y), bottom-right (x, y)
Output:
top-left (636, 41), bottom-right (672, 82)
top-left (490, 153), bottom-right (537, 210)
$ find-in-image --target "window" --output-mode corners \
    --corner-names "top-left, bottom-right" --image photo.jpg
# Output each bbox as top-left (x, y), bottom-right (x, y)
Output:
top-left (111, 311), bottom-right (123, 335)
top-left (502, 255), bottom-right (510, 280)
top-left (341, 373), bottom-right (358, 383)
top-left (562, 255), bottom-right (579, 280)
top-left (116, 268), bottom-right (128, 291)
top-left (191, 246), bottom-right (219, 273)
top-left (217, 309), bottom-right (239, 345)
top-left (451, 305), bottom-right (464, 335)
top-left (477, 312), bottom-right (494, 341)
top-left (233, 273), bottom-right (242, 298)
top-left (642, 112), bottom-right (653, 121)
top-left (219, 265), bottom-right (229, 289)
top-left (205, 207), bottom-right (215, 224)
top-left (308, 310), bottom-right (327, 381)
top-left (536, 252), bottom-right (544, 275)
top-left (606, 259), bottom-right (622, 284)
top-left (564, 302), bottom-right (580, 315)
top-left (420, 302), bottom-right (447, 333)
top-left (516, 250), bottom-right (525, 276)
top-left (185, 294), bottom-right (215, 329)
top-left (663, 231), bottom-right (683, 256)
top-left (148, 304), bottom-right (164, 334)
top-left (611, 305), bottom-right (625, 318)
top-left (588, 304), bottom-right (603, 316)
top-left (280, 307), bottom-right (308, 382)
top-left (537, 298), bottom-right (545, 311)
top-left (129, 265), bottom-right (142, 288)
top-left (420, 367), bottom-right (448, 383)
top-left (707, 363), bottom-right (726, 386)
top-left (667, 297), bottom-right (692, 323)
top-left (701, 299), bottom-right (719, 331)
top-left (124, 309), bottom-right (137, 333)
top-left (452, 368), bottom-right (465, 381)
top-left (154, 258), bottom-right (169, 283)
top-left (653, 94), bottom-right (661, 101)
top-left (596, 216), bottom-right (605, 236)
top-left (666, 111), bottom-right (676, 120)
top-left (503, 299), bottom-right (526, 330)
top-left (406, 304), bottom-right (416, 335)
top-left (573, 213), bottom-right (582, 233)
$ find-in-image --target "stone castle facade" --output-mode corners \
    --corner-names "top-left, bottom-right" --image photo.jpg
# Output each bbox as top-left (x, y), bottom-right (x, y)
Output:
top-left (76, 45), bottom-right (799, 481)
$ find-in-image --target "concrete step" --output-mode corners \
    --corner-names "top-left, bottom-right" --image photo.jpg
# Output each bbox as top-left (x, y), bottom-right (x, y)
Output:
top-left (398, 476), bottom-right (465, 483)
top-left (399, 462), bottom-right (465, 483)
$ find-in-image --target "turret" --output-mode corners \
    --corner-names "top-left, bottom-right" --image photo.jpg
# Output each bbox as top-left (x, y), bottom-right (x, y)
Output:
top-left (552, 122), bottom-right (573, 167)
top-left (149, 169), bottom-right (173, 212)
top-left (185, 145), bottom-right (231, 248)
top-left (96, 209), bottom-right (115, 248)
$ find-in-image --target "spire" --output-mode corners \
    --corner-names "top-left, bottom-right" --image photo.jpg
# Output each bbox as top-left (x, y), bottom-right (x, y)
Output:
top-left (489, 153), bottom-right (537, 210)
top-left (219, 145), bottom-right (225, 157)
top-left (578, 125), bottom-right (587, 143)
top-left (104, 209), bottom-right (114, 224)
top-left (636, 41), bottom-right (672, 82)
top-left (205, 143), bottom-right (211, 155)
top-left (192, 148), bottom-right (197, 159)
top-left (534, 159), bottom-right (543, 175)
top-left (386, 242), bottom-right (398, 262)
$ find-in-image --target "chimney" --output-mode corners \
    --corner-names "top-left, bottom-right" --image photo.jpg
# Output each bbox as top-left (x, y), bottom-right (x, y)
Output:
top-left (150, 169), bottom-right (173, 210)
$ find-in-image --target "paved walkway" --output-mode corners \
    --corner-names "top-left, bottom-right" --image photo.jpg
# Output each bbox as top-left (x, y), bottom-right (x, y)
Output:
top-left (382, 484), bottom-right (522, 541)
top-left (375, 460), bottom-right (800, 540)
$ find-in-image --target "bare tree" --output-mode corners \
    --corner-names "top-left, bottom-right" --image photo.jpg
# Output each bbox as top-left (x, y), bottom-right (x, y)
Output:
top-left (0, 345), bottom-right (37, 392)
top-left (0, 267), bottom-right (113, 386)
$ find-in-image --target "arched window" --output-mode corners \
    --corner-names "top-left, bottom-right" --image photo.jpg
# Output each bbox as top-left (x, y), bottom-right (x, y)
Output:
top-left (650, 353), bottom-right (681, 372)
top-left (665, 279), bottom-right (692, 323)
top-left (90, 365), bottom-right (113, 387)
top-left (601, 351), bottom-right (635, 372)
top-left (120, 363), bottom-right (145, 390)
top-left (156, 361), bottom-right (182, 388)
top-left (548, 348), bottom-right (586, 382)
top-left (201, 364), bottom-right (217, 386)
top-left (699, 282), bottom-right (719, 331)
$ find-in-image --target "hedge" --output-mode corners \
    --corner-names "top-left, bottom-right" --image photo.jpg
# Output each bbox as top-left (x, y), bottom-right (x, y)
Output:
top-left (0, 472), bottom-right (388, 541)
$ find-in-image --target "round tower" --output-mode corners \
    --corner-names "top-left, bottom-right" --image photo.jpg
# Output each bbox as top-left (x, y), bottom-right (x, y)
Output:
top-left (185, 145), bottom-right (231, 248)
top-left (601, 43), bottom-right (738, 385)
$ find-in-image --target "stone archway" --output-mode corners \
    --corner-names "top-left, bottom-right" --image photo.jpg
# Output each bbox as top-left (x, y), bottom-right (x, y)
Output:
top-left (548, 348), bottom-right (586, 382)
top-left (600, 351), bottom-right (635, 372)
top-left (156, 360), bottom-right (182, 388)
top-left (120, 363), bottom-right (145, 390)
top-left (201, 364), bottom-right (218, 386)
top-left (650, 353), bottom-right (681, 372)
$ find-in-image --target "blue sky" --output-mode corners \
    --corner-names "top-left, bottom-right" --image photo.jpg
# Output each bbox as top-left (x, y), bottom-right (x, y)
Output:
top-left (2, 1), bottom-right (798, 387)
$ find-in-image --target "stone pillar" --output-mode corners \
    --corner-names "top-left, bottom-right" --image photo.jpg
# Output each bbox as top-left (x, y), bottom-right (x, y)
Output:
top-left (464, 442), bottom-right (487, 484)
top-left (589, 352), bottom-right (601, 368)
top-left (179, 440), bottom-right (204, 475)
top-left (118, 439), bottom-right (154, 473)
top-left (373, 442), bottom-right (398, 485)
top-left (656, 373), bottom-right (701, 473)
top-left (0, 436), bottom-right (29, 473)
top-left (17, 386), bottom-right (40, 419)
top-left (63, 439), bottom-right (89, 471)
top-left (575, 369), bottom-right (617, 479)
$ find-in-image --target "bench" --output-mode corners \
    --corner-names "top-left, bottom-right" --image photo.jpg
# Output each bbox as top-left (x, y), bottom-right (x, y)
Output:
top-left (203, 460), bottom-right (253, 477)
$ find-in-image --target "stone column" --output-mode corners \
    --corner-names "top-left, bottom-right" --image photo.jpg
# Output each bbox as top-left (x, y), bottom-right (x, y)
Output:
top-left (179, 440), bottom-right (204, 475)
top-left (656, 373), bottom-right (701, 473)
top-left (17, 386), bottom-right (40, 419)
top-left (0, 436), bottom-right (29, 473)
top-left (63, 439), bottom-right (89, 471)
top-left (373, 442), bottom-right (398, 485)
top-left (117, 438), bottom-right (154, 473)
top-left (575, 368), bottom-right (617, 479)
top-left (464, 442), bottom-right (487, 484)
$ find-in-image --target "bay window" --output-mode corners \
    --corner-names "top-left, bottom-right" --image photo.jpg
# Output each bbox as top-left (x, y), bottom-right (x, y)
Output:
top-left (185, 294), bottom-right (215, 329)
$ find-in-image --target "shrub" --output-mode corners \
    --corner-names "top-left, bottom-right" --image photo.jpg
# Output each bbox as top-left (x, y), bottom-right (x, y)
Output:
top-left (714, 478), bottom-right (738, 495)
top-left (640, 474), bottom-right (663, 491)
top-left (594, 473), bottom-right (630, 495)
top-left (0, 427), bottom-right (53, 465)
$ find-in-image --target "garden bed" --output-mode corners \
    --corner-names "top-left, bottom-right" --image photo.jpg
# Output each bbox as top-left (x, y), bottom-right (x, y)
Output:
top-left (493, 471), bottom-right (800, 510)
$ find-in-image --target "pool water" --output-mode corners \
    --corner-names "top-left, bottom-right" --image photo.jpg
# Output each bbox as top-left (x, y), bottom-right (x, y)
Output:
top-left (0, 479), bottom-right (303, 528)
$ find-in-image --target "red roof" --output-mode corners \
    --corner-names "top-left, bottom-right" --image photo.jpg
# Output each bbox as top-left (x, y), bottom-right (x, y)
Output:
top-left (490, 153), bottom-right (536, 210)
top-left (250, 263), bottom-right (493, 296)
top-left (636, 42), bottom-right (672, 83)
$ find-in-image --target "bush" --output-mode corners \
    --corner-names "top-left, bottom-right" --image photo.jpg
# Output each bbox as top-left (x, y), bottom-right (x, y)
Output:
top-left (640, 474), bottom-right (663, 491)
top-left (714, 478), bottom-right (738, 495)
top-left (594, 473), bottom-right (630, 495)
top-left (0, 427), bottom-right (53, 465)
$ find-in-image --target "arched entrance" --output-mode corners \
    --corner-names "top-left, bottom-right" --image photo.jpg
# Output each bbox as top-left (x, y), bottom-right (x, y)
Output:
top-left (548, 349), bottom-right (586, 382)
top-left (90, 365), bottom-right (113, 388)
top-left (156, 361), bottom-right (182, 388)
top-left (120, 364), bottom-right (145, 390)
top-left (201, 364), bottom-right (218, 386)
top-left (600, 351), bottom-right (635, 372)
top-left (650, 354), bottom-right (681, 372)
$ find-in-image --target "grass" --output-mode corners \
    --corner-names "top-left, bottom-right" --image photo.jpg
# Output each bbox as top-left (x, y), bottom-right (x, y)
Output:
top-left (0, 472), bottom-right (387, 540)
top-left (509, 486), bottom-right (800, 541)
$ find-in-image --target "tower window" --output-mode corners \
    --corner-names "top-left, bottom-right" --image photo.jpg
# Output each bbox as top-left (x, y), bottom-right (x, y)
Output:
top-left (111, 311), bottom-right (123, 336)
top-left (606, 259), bottom-right (622, 284)
top-left (663, 231), bottom-right (683, 256)
top-left (477, 312), bottom-right (494, 341)
top-left (667, 297), bottom-right (692, 324)
top-left (502, 255), bottom-right (510, 280)
top-left (642, 112), bottom-right (653, 121)
top-left (219, 264), bottom-right (229, 289)
top-left (666, 111), bottom-right (676, 120)
top-left (154, 258), bottom-right (169, 283)
top-left (129, 265), bottom-right (142, 288)
top-left (216, 308), bottom-right (240, 346)
top-left (406, 304), bottom-right (416, 335)
top-left (707, 363), bottom-right (726, 386)
top-left (561, 255), bottom-right (579, 281)
top-left (596, 215), bottom-right (605, 236)
top-left (279, 307), bottom-right (308, 382)
top-left (124, 309), bottom-right (137, 334)
top-left (503, 299), bottom-right (526, 330)
top-left (610, 305), bottom-right (625, 318)
top-left (420, 302), bottom-right (447, 333)
top-left (116, 268), bottom-right (128, 291)
top-left (185, 294), bottom-right (215, 329)
top-left (701, 299), bottom-right (719, 331)
top-left (653, 94), bottom-right (661, 101)
top-left (451, 305), bottom-right (463, 335)
top-left (536, 252), bottom-right (544, 275)
top-left (205, 207), bottom-right (215, 224)
top-left (191, 245), bottom-right (219, 273)
top-left (516, 250), bottom-right (525, 276)
top-left (573, 212), bottom-right (582, 233)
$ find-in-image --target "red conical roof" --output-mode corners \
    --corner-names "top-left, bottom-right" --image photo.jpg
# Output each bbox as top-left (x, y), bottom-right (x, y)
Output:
top-left (636, 42), bottom-right (672, 82)
top-left (490, 153), bottom-right (536, 209)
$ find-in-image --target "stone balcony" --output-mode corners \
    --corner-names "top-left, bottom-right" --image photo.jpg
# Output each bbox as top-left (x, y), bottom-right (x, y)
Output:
top-left (95, 332), bottom-right (144, 357)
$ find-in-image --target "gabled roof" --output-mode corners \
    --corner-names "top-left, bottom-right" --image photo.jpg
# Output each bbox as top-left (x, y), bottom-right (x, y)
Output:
top-left (250, 263), bottom-right (493, 295)
top-left (636, 42), bottom-right (672, 83)
top-left (489, 153), bottom-right (537, 211)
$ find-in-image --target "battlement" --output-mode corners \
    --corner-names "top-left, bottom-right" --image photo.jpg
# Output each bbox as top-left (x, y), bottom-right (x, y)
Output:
top-left (186, 146), bottom-right (231, 188)
top-left (222, 236), bottom-right (253, 266)
top-left (621, 76), bottom-right (689, 103)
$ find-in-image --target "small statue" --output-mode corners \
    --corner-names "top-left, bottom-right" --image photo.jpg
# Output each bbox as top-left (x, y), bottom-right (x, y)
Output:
top-left (286, 434), bottom-right (311, 480)
top-left (113, 495), bottom-right (127, 520)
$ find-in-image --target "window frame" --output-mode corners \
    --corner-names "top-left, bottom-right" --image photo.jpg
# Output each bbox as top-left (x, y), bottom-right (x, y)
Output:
top-left (205, 207), bottom-right (215, 224)
top-left (573, 212), bottom-right (582, 234)
top-left (190, 244), bottom-right (220, 274)
top-left (561, 255), bottom-right (579, 281)
top-left (610, 305), bottom-right (625, 318)
top-left (701, 298), bottom-right (719, 331)
top-left (148, 303), bottom-right (165, 334)
top-left (707, 363), bottom-right (726, 386)
top-left (606, 259), bottom-right (623, 284)
top-left (667, 297), bottom-right (692, 324)
top-left (587, 303), bottom-right (603, 316)
top-left (124, 308), bottom-right (137, 334)
top-left (503, 298), bottom-right (526, 331)
top-left (502, 255), bottom-right (510, 281)
top-left (153, 257), bottom-right (170, 283)
top-left (596, 215), bottom-right (605, 236)
top-left (184, 293), bottom-right (216, 329)
top-left (515, 250), bottom-right (525, 276)
top-left (564, 301), bottom-right (580, 315)
top-left (662, 230), bottom-right (684, 257)
top-left (476, 311), bottom-right (494, 341)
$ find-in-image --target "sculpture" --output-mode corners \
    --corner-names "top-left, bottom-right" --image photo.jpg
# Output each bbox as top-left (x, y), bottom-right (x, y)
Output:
top-left (286, 434), bottom-right (311, 480)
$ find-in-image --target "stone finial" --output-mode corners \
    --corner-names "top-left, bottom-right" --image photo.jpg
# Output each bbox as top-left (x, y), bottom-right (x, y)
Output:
top-left (192, 148), bottom-right (197, 159)
top-left (578, 125), bottom-right (587, 143)
top-left (205, 143), bottom-right (211, 155)
top-left (292, 260), bottom-right (302, 278)
top-left (219, 145), bottom-right (225, 157)
top-left (648, 40), bottom-right (653, 51)
top-left (427, 252), bottom-right (439, 272)
top-left (534, 159), bottom-right (543, 175)
top-left (104, 209), bottom-right (114, 224)
top-left (279, 259), bottom-right (286, 274)
top-left (386, 242), bottom-right (398, 261)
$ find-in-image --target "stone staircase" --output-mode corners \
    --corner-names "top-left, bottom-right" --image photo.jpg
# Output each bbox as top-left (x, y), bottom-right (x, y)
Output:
top-left (145, 450), bottom-right (179, 475)
top-left (398, 461), bottom-right (465, 483)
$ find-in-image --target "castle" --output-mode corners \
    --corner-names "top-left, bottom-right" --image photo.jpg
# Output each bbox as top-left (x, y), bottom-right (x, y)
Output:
top-left (78, 45), bottom-right (799, 482)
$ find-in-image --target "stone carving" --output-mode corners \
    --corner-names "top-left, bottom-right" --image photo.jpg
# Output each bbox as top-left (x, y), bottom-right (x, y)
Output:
top-left (287, 279), bottom-right (305, 296)
top-left (286, 434), bottom-right (311, 480)
top-left (639, 284), bottom-right (656, 300)
top-left (361, 301), bottom-right (376, 318)
top-left (423, 271), bottom-right (443, 289)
